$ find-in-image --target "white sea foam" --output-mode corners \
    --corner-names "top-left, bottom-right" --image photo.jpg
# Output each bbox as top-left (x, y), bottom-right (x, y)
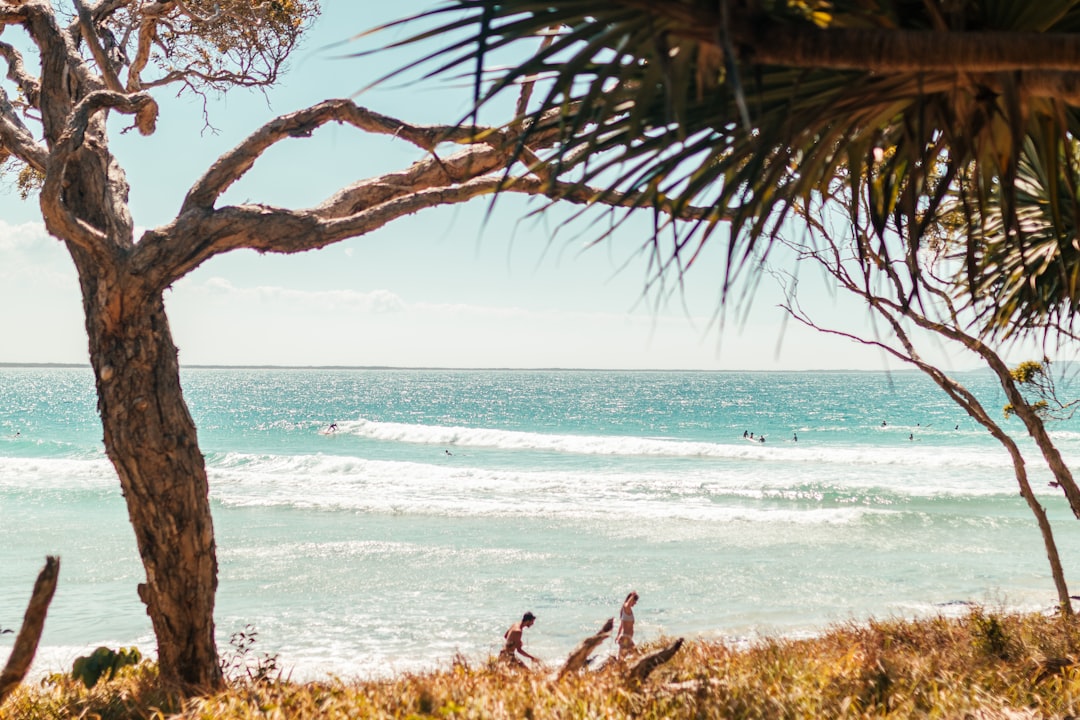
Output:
top-left (0, 455), bottom-right (115, 490)
top-left (334, 418), bottom-right (1023, 469)
top-left (201, 448), bottom-right (1020, 524)
top-left (222, 540), bottom-right (550, 564)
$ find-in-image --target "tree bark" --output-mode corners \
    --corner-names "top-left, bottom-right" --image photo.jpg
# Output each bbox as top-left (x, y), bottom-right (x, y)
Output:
top-left (0, 557), bottom-right (60, 704)
top-left (78, 266), bottom-right (223, 691)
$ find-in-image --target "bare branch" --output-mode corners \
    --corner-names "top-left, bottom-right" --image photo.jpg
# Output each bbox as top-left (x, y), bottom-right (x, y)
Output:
top-left (74, 0), bottom-right (125, 93)
top-left (0, 85), bottom-right (47, 171)
top-left (181, 100), bottom-right (494, 213)
top-left (515, 29), bottom-right (556, 120)
top-left (145, 166), bottom-right (719, 289)
top-left (0, 41), bottom-right (41, 108)
top-left (0, 557), bottom-right (60, 704)
top-left (90, 0), bottom-right (139, 24)
top-left (781, 244), bottom-right (1075, 616)
top-left (125, 2), bottom-right (170, 92)
top-left (0, 6), bottom-right (30, 27)
top-left (173, 0), bottom-right (223, 25)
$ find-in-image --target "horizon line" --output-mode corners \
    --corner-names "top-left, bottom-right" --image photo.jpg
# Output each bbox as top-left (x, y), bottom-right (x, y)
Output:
top-left (0, 361), bottom-right (973, 373)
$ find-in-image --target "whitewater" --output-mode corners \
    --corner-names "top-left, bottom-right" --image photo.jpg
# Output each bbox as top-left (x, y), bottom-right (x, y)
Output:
top-left (2, 366), bottom-right (1080, 680)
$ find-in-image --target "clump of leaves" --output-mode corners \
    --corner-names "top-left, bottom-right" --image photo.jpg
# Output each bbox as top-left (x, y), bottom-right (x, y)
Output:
top-left (970, 609), bottom-right (1011, 659)
top-left (1003, 358), bottom-right (1078, 420)
top-left (219, 624), bottom-right (280, 684)
top-left (71, 646), bottom-right (142, 689)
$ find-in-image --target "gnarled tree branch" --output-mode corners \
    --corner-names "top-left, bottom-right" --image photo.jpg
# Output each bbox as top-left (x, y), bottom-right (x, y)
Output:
top-left (180, 99), bottom-right (490, 213)
top-left (145, 130), bottom-right (717, 288)
top-left (41, 90), bottom-right (156, 252)
top-left (74, 0), bottom-right (125, 93)
top-left (0, 85), bottom-right (46, 171)
top-left (0, 40), bottom-right (41, 108)
top-left (0, 557), bottom-right (60, 705)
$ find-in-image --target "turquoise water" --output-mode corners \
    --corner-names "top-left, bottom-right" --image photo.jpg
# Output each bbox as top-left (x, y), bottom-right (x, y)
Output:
top-left (3, 366), bottom-right (1080, 679)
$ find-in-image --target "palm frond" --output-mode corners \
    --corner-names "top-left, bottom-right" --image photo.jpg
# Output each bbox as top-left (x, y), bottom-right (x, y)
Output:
top-left (377, 0), bottom-right (1080, 332)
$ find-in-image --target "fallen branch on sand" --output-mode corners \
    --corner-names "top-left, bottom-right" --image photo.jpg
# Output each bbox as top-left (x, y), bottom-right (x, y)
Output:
top-left (626, 638), bottom-right (684, 684)
top-left (558, 617), bottom-right (614, 679)
top-left (0, 556), bottom-right (60, 704)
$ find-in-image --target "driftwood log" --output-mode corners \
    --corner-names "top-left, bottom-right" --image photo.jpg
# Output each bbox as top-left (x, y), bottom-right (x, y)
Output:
top-left (0, 556), bottom-right (60, 704)
top-left (627, 638), bottom-right (684, 683)
top-left (558, 617), bottom-right (614, 679)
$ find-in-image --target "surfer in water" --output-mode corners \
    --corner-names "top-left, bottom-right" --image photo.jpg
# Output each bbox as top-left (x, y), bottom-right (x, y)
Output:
top-left (326, 422), bottom-right (338, 433)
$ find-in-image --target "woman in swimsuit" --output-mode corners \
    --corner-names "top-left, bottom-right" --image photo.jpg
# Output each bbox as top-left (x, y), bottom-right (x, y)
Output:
top-left (615, 591), bottom-right (639, 659)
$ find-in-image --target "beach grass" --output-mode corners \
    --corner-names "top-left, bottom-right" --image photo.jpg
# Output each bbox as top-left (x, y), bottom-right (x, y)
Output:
top-left (6, 608), bottom-right (1080, 719)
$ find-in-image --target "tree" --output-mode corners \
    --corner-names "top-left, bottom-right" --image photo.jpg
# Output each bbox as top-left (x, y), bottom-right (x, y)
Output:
top-left (383, 0), bottom-right (1080, 616)
top-left (392, 0), bottom-right (1080, 334)
top-left (774, 201), bottom-right (1079, 615)
top-left (388, 1), bottom-right (1080, 603)
top-left (0, 0), bottom-right (685, 693)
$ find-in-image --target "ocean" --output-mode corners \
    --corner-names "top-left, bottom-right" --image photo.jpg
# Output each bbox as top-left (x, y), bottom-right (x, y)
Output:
top-left (2, 366), bottom-right (1080, 680)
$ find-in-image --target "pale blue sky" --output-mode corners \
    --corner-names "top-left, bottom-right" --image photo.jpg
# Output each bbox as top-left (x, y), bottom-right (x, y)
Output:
top-left (0, 2), bottom-right (1020, 370)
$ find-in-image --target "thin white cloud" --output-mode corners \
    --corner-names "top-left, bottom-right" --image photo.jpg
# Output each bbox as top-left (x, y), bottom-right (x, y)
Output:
top-left (174, 275), bottom-right (700, 327)
top-left (0, 220), bottom-right (50, 250)
top-left (191, 277), bottom-right (407, 313)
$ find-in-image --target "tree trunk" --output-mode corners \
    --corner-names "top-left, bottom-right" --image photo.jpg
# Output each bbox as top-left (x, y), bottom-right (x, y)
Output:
top-left (987, 425), bottom-right (1073, 616)
top-left (77, 262), bottom-right (223, 691)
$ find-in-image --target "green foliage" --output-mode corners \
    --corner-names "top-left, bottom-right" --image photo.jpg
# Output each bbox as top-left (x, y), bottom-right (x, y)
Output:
top-left (970, 610), bottom-right (1011, 659)
top-left (389, 0), bottom-right (1080, 335)
top-left (70, 646), bottom-right (142, 689)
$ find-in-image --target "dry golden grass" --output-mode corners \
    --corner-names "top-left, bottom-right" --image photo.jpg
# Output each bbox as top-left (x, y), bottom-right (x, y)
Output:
top-left (6, 608), bottom-right (1080, 719)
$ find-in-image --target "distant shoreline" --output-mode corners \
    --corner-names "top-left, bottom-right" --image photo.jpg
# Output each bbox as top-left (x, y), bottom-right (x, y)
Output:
top-left (0, 362), bottom-right (965, 373)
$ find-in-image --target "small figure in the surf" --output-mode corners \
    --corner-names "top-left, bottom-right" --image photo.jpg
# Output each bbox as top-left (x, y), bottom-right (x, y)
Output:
top-left (909, 433), bottom-right (914, 441)
top-left (793, 432), bottom-right (798, 442)
top-left (759, 436), bottom-right (766, 443)
top-left (445, 449), bottom-right (453, 456)
top-left (616, 591), bottom-right (639, 659)
top-left (881, 421), bottom-right (887, 427)
top-left (749, 432), bottom-right (754, 439)
top-left (499, 612), bottom-right (539, 668)
top-left (743, 430), bottom-right (748, 438)
top-left (326, 422), bottom-right (338, 434)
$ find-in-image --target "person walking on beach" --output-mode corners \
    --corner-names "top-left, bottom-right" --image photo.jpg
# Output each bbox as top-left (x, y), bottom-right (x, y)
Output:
top-left (616, 591), bottom-right (639, 659)
top-left (500, 612), bottom-right (539, 668)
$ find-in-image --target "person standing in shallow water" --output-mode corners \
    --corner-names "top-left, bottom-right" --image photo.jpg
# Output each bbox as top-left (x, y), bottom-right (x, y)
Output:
top-left (616, 591), bottom-right (639, 659)
top-left (500, 612), bottom-right (539, 668)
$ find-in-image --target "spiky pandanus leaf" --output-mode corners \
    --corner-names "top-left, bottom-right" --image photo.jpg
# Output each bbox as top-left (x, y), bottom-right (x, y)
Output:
top-left (378, 0), bottom-right (1080, 332)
